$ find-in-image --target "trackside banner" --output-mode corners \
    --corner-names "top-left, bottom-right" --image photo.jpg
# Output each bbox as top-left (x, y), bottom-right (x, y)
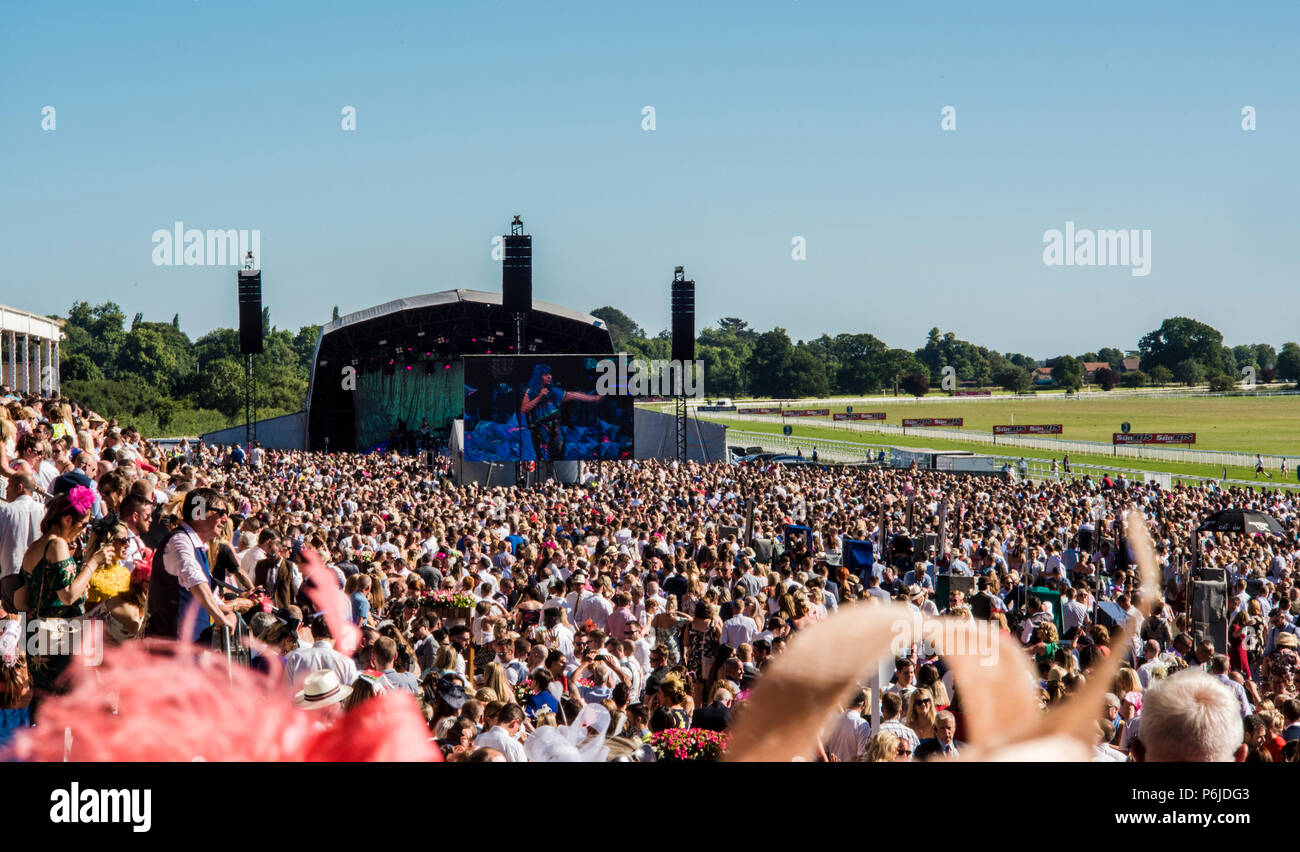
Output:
top-left (993, 424), bottom-right (1063, 435)
top-left (1112, 432), bottom-right (1196, 444)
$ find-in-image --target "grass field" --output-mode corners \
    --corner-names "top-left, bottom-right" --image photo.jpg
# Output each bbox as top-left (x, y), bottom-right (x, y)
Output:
top-left (693, 395), bottom-right (1300, 455)
top-left (699, 416), bottom-right (1299, 486)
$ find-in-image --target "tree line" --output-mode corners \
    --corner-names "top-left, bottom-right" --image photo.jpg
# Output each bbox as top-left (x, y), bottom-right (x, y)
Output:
top-left (49, 302), bottom-right (1300, 438)
top-left (589, 308), bottom-right (1300, 398)
top-left (56, 301), bottom-right (320, 435)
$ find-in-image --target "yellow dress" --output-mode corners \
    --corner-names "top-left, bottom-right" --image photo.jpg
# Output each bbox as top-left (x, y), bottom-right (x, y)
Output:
top-left (86, 562), bottom-right (131, 605)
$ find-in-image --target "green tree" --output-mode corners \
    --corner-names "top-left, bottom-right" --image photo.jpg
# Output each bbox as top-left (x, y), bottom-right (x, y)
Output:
top-left (1138, 317), bottom-right (1224, 374)
top-left (589, 306), bottom-right (647, 351)
top-left (116, 326), bottom-right (184, 394)
top-left (1097, 347), bottom-right (1125, 371)
top-left (1149, 365), bottom-right (1174, 386)
top-left (786, 347), bottom-right (829, 397)
top-left (824, 333), bottom-right (889, 394)
top-left (994, 364), bottom-right (1031, 393)
top-left (1277, 342), bottom-right (1300, 381)
top-left (746, 329), bottom-right (795, 398)
top-left (1232, 345), bottom-right (1259, 372)
top-left (1120, 370), bottom-right (1147, 388)
top-left (1253, 344), bottom-right (1277, 370)
top-left (1207, 374), bottom-right (1236, 392)
top-left (60, 351), bottom-right (104, 382)
top-left (60, 301), bottom-right (127, 377)
top-left (292, 325), bottom-right (321, 375)
top-left (1051, 356), bottom-right (1083, 391)
top-left (194, 358), bottom-right (247, 418)
top-left (194, 328), bottom-right (242, 370)
top-left (1173, 358), bottom-right (1205, 386)
top-left (697, 322), bottom-right (754, 396)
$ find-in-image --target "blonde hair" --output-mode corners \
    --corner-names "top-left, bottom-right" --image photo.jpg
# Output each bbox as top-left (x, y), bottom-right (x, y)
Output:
top-left (905, 687), bottom-right (937, 734)
top-left (483, 662), bottom-right (515, 705)
top-left (659, 672), bottom-right (688, 705)
top-left (433, 644), bottom-right (459, 673)
top-left (862, 731), bottom-right (901, 762)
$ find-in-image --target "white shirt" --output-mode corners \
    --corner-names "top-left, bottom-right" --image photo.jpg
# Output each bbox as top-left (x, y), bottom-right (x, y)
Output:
top-left (284, 640), bottom-right (358, 691)
top-left (721, 614), bottom-right (758, 648)
top-left (823, 708), bottom-right (871, 762)
top-left (474, 726), bottom-right (527, 761)
top-left (550, 623), bottom-right (576, 666)
top-left (162, 523), bottom-right (211, 591)
top-left (36, 460), bottom-right (59, 493)
top-left (1137, 658), bottom-right (1162, 688)
top-left (879, 719), bottom-right (921, 752)
top-left (0, 494), bottom-right (45, 577)
top-left (239, 545), bottom-right (268, 577)
top-left (574, 592), bottom-right (614, 630)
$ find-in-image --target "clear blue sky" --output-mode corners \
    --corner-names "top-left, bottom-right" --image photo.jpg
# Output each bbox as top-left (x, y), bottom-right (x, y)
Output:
top-left (3, 1), bottom-right (1296, 359)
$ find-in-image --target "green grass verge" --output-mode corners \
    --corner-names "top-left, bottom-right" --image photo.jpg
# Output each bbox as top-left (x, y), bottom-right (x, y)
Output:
top-left (703, 416), bottom-right (1299, 487)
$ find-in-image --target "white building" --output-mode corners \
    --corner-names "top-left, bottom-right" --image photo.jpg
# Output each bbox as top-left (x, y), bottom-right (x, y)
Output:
top-left (0, 305), bottom-right (64, 394)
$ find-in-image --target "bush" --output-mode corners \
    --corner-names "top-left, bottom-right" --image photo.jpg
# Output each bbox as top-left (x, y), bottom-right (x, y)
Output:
top-left (1120, 370), bottom-right (1147, 388)
top-left (900, 372), bottom-right (930, 397)
top-left (1207, 374), bottom-right (1236, 392)
top-left (994, 365), bottom-right (1032, 393)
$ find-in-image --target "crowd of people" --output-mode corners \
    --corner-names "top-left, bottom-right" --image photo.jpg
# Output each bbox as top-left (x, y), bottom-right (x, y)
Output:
top-left (2, 383), bottom-right (1299, 762)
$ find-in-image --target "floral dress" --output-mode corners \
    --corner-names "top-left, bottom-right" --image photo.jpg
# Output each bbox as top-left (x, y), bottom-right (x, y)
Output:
top-left (24, 543), bottom-right (86, 694)
top-left (26, 544), bottom-right (85, 620)
top-left (684, 622), bottom-right (720, 686)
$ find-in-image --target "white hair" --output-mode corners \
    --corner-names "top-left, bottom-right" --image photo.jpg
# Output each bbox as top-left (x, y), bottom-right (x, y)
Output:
top-left (1139, 671), bottom-right (1243, 762)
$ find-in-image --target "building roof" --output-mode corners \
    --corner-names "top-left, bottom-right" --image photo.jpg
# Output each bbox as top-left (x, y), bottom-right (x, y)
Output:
top-left (320, 289), bottom-right (603, 337)
top-left (1121, 357), bottom-right (1140, 371)
top-left (0, 305), bottom-right (65, 340)
top-left (1082, 361), bottom-right (1111, 373)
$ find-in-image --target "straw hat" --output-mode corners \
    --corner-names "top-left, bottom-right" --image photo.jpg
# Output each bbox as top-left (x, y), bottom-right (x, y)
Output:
top-left (293, 669), bottom-right (353, 710)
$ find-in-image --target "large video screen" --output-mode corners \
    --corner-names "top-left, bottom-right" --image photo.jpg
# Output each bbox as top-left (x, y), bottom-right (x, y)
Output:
top-left (462, 355), bottom-right (634, 462)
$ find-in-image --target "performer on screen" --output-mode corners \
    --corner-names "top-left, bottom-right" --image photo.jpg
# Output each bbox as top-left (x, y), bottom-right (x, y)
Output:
top-left (518, 363), bottom-right (601, 461)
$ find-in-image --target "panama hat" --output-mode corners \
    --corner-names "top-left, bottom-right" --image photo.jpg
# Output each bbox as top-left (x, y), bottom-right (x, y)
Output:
top-left (294, 669), bottom-right (353, 710)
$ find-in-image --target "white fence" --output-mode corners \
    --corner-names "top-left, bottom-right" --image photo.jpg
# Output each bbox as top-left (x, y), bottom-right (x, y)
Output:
top-left (704, 410), bottom-right (1297, 468)
top-left (687, 386), bottom-right (1299, 409)
top-left (724, 429), bottom-right (1300, 491)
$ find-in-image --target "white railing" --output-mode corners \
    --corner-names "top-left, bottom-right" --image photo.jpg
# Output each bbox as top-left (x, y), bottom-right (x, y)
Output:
top-left (680, 385), bottom-right (1300, 409)
top-left (705, 411), bottom-right (1298, 468)
top-left (724, 429), bottom-right (1300, 491)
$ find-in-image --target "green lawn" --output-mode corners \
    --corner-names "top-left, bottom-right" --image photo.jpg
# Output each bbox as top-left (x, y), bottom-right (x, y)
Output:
top-left (701, 416), bottom-right (1299, 486)
top-left (687, 395), bottom-right (1300, 455)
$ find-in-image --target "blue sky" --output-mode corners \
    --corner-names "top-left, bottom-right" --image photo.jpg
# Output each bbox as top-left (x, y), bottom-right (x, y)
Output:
top-left (2, 0), bottom-right (1297, 359)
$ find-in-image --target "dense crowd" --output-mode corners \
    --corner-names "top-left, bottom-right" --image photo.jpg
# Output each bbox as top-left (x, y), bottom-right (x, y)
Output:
top-left (2, 384), bottom-right (1299, 762)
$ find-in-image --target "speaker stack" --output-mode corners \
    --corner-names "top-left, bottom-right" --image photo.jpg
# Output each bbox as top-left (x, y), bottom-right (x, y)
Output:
top-left (238, 269), bottom-right (263, 355)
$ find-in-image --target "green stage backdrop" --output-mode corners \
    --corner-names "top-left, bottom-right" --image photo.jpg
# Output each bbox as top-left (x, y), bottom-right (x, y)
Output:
top-left (354, 361), bottom-right (464, 450)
